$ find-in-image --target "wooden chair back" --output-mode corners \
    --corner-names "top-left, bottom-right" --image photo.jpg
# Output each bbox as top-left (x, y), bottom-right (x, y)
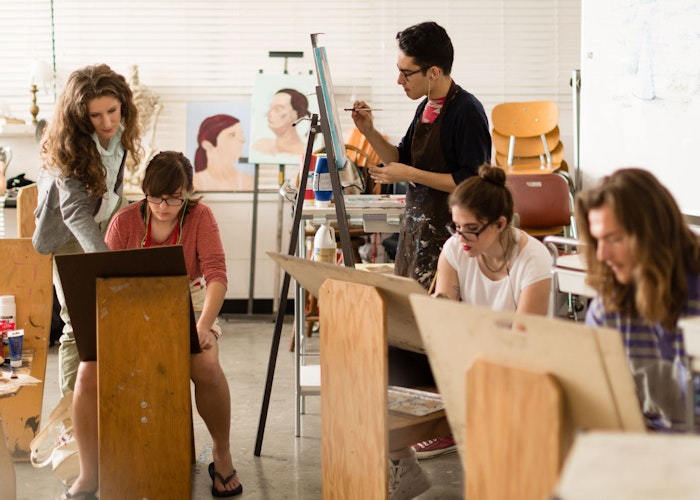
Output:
top-left (492, 100), bottom-right (562, 171)
top-left (16, 184), bottom-right (38, 238)
top-left (492, 100), bottom-right (559, 137)
top-left (508, 172), bottom-right (574, 238)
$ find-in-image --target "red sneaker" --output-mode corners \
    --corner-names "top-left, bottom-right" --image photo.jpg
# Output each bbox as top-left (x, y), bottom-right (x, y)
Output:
top-left (411, 435), bottom-right (457, 460)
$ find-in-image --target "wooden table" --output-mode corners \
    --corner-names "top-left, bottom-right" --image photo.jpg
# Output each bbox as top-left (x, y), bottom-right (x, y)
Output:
top-left (0, 349), bottom-right (40, 500)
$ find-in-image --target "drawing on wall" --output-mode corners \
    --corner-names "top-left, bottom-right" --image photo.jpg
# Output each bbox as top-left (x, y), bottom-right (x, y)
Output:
top-left (607, 0), bottom-right (700, 107)
top-left (580, 0), bottom-right (700, 216)
top-left (186, 102), bottom-right (253, 192)
top-left (248, 73), bottom-right (319, 165)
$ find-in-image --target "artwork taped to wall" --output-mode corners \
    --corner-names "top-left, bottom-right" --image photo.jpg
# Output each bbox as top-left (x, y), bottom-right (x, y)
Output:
top-left (248, 73), bottom-right (320, 166)
top-left (186, 102), bottom-right (254, 192)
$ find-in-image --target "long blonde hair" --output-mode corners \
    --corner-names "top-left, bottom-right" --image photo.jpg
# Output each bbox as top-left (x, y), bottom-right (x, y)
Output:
top-left (575, 168), bottom-right (700, 328)
top-left (40, 64), bottom-right (142, 197)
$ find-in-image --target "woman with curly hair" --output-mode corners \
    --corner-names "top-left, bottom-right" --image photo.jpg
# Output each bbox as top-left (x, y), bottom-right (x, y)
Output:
top-left (32, 64), bottom-right (142, 398)
top-left (576, 168), bottom-right (700, 431)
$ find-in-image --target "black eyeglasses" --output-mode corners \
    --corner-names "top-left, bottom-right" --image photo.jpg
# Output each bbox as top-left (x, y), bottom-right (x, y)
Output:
top-left (146, 195), bottom-right (186, 207)
top-left (398, 68), bottom-right (423, 81)
top-left (446, 221), bottom-right (494, 242)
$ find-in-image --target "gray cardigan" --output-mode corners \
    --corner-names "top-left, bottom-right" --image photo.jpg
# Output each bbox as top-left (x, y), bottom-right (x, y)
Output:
top-left (32, 154), bottom-right (125, 255)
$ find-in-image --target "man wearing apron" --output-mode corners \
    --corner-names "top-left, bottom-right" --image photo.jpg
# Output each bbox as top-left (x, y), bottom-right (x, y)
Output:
top-left (352, 21), bottom-right (491, 500)
top-left (352, 21), bottom-right (491, 290)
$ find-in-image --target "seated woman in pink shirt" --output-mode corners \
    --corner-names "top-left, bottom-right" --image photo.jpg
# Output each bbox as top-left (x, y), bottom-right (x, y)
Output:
top-left (66, 151), bottom-right (241, 499)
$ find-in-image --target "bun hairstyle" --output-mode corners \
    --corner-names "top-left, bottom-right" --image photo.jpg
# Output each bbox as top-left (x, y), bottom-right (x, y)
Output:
top-left (448, 164), bottom-right (514, 225)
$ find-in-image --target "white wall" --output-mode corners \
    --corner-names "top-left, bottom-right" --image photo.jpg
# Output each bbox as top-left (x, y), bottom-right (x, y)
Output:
top-left (580, 0), bottom-right (700, 216)
top-left (0, 0), bottom-right (582, 299)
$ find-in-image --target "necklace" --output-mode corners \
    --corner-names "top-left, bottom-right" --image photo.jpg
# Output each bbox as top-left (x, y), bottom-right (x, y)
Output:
top-left (480, 253), bottom-right (507, 273)
top-left (480, 227), bottom-right (515, 274)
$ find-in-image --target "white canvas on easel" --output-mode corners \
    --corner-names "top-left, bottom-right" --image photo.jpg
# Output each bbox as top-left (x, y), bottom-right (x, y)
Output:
top-left (408, 295), bottom-right (646, 464)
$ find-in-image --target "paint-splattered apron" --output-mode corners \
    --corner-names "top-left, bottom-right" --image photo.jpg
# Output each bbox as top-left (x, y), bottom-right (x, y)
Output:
top-left (395, 84), bottom-right (457, 290)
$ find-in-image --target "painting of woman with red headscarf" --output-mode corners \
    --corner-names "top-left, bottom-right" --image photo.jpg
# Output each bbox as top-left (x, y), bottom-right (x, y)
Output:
top-left (193, 113), bottom-right (254, 191)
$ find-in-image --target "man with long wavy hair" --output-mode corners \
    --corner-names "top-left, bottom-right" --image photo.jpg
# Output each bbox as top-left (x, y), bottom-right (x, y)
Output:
top-left (576, 168), bottom-right (700, 432)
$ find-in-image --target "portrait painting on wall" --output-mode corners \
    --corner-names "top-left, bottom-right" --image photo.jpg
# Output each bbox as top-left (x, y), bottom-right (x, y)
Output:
top-left (186, 102), bottom-right (254, 192)
top-left (248, 73), bottom-right (320, 166)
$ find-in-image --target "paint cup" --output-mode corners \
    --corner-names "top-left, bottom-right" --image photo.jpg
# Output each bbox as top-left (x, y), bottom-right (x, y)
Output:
top-left (8, 329), bottom-right (23, 368)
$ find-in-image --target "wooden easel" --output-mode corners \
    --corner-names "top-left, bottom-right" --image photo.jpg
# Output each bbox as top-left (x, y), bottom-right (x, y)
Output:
top-left (0, 239), bottom-right (52, 460)
top-left (54, 246), bottom-right (197, 498)
top-left (318, 279), bottom-right (449, 499)
top-left (96, 276), bottom-right (192, 499)
top-left (409, 295), bottom-right (647, 500)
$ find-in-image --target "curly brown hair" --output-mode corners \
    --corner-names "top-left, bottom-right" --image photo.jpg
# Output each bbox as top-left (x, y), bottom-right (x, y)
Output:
top-left (40, 64), bottom-right (142, 197)
top-left (575, 168), bottom-right (700, 328)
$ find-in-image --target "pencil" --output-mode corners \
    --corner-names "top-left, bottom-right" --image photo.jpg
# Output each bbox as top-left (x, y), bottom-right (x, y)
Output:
top-left (343, 107), bottom-right (382, 112)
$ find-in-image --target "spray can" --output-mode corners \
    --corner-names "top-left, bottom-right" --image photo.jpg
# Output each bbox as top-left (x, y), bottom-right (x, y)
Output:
top-left (312, 155), bottom-right (333, 208)
top-left (301, 153), bottom-right (317, 205)
top-left (0, 296), bottom-right (15, 363)
top-left (313, 224), bottom-right (336, 264)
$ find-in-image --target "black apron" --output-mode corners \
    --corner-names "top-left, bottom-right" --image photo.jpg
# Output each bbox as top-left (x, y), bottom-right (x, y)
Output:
top-left (395, 83), bottom-right (458, 290)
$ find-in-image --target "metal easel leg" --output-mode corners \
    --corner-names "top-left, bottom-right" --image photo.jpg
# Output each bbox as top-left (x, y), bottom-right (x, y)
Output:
top-left (254, 115), bottom-right (319, 456)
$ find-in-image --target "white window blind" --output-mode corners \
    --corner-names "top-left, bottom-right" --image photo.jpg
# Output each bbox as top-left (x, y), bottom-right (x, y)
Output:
top-left (1, 0), bottom-right (580, 167)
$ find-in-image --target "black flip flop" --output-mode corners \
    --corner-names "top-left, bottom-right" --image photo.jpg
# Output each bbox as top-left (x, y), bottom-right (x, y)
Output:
top-left (208, 462), bottom-right (243, 497)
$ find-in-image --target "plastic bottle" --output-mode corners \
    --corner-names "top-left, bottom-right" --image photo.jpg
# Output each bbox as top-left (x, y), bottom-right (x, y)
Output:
top-left (312, 155), bottom-right (333, 208)
top-left (301, 153), bottom-right (317, 205)
top-left (0, 320), bottom-right (5, 364)
top-left (0, 296), bottom-right (15, 364)
top-left (313, 224), bottom-right (336, 264)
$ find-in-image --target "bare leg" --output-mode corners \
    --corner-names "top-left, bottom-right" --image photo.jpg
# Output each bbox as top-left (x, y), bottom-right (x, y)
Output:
top-left (66, 361), bottom-right (99, 496)
top-left (190, 342), bottom-right (240, 493)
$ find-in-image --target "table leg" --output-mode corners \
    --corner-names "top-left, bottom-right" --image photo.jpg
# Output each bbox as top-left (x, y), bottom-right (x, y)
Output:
top-left (0, 416), bottom-right (16, 500)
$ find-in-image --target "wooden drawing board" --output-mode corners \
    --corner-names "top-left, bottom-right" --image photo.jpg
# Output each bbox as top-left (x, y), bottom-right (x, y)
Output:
top-left (55, 246), bottom-right (200, 362)
top-left (268, 251), bottom-right (427, 353)
top-left (408, 295), bottom-right (646, 463)
top-left (554, 431), bottom-right (700, 499)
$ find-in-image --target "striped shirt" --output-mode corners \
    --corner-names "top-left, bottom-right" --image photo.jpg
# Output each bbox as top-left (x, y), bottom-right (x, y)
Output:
top-left (585, 273), bottom-right (700, 431)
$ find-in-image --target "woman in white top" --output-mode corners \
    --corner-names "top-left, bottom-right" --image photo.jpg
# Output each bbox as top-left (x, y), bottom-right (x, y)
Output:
top-left (390, 165), bottom-right (553, 497)
top-left (434, 164), bottom-right (551, 313)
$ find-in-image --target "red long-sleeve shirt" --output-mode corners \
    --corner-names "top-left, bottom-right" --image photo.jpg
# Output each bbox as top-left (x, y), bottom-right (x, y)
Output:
top-left (104, 200), bottom-right (227, 288)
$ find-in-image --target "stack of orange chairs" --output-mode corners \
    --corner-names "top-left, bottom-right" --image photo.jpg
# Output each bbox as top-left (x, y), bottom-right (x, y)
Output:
top-left (491, 100), bottom-right (566, 175)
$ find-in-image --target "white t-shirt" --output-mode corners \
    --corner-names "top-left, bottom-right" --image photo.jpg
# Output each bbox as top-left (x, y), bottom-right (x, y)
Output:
top-left (442, 228), bottom-right (551, 311)
top-left (92, 124), bottom-right (125, 225)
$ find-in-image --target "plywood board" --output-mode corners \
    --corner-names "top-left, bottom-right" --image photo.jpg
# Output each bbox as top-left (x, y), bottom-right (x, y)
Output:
top-left (466, 360), bottom-right (563, 500)
top-left (409, 295), bottom-right (646, 466)
top-left (555, 431), bottom-right (700, 499)
top-left (97, 276), bottom-right (192, 499)
top-left (268, 251), bottom-right (427, 353)
top-left (319, 279), bottom-right (387, 498)
top-left (55, 246), bottom-right (199, 361)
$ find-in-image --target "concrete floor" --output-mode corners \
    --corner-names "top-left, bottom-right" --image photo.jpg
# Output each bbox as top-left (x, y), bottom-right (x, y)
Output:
top-left (13, 317), bottom-right (463, 499)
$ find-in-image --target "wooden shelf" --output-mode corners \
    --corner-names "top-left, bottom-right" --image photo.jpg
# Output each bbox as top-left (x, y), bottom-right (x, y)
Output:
top-left (0, 124), bottom-right (34, 138)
